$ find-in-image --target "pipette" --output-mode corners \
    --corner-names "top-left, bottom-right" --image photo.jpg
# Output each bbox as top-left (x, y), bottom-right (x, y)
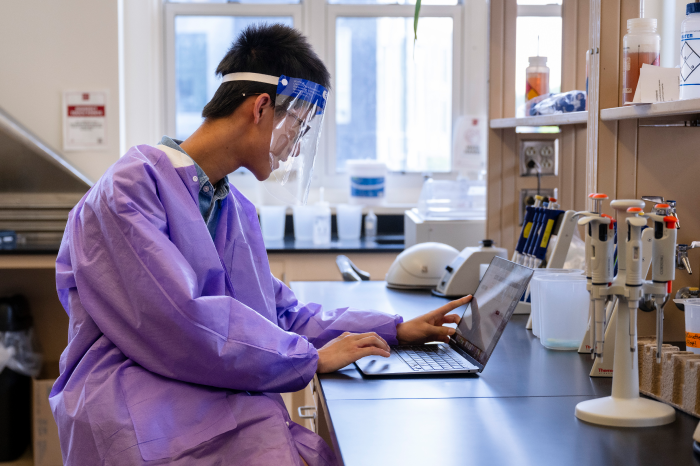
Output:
top-left (531, 199), bottom-right (564, 268)
top-left (625, 207), bottom-right (647, 352)
top-left (645, 204), bottom-right (677, 362)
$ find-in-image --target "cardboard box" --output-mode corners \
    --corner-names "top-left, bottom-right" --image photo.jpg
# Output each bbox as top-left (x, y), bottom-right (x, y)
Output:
top-left (32, 363), bottom-right (62, 466)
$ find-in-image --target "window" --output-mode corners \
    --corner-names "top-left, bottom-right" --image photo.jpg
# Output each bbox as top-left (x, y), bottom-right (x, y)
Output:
top-left (515, 1), bottom-right (563, 114)
top-left (165, 0), bottom-right (485, 186)
top-left (173, 15), bottom-right (294, 139)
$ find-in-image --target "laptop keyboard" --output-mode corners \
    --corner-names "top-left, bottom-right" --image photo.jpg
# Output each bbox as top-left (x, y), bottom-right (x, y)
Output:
top-left (394, 345), bottom-right (475, 372)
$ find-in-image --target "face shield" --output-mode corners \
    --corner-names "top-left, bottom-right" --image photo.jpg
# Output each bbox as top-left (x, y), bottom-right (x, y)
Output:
top-left (221, 73), bottom-right (328, 205)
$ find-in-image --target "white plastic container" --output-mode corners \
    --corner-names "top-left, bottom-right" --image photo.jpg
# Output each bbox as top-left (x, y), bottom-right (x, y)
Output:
top-left (622, 18), bottom-right (660, 105)
top-left (537, 274), bottom-right (589, 350)
top-left (526, 56), bottom-right (550, 101)
top-left (292, 205), bottom-right (315, 242)
top-left (681, 4), bottom-right (700, 99)
top-left (684, 298), bottom-right (700, 355)
top-left (313, 188), bottom-right (331, 245)
top-left (530, 269), bottom-right (584, 338)
top-left (258, 206), bottom-right (287, 242)
top-left (336, 204), bottom-right (363, 240)
top-left (347, 160), bottom-right (387, 205)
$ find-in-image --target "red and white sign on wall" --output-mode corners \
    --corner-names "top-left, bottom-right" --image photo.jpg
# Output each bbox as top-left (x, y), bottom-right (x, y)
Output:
top-left (63, 90), bottom-right (108, 151)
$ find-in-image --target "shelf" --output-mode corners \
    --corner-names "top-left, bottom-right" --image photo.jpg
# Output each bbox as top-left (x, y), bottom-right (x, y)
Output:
top-left (490, 111), bottom-right (588, 128)
top-left (0, 255), bottom-right (56, 269)
top-left (600, 99), bottom-right (700, 121)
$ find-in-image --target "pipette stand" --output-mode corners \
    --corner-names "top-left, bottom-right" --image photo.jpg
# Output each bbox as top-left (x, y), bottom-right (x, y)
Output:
top-left (575, 200), bottom-right (675, 427)
top-left (588, 300), bottom-right (617, 377)
top-left (524, 210), bottom-right (578, 328)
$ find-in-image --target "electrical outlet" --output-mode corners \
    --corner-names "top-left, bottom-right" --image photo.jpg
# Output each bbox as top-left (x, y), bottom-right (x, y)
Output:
top-left (519, 140), bottom-right (557, 177)
top-left (519, 189), bottom-right (555, 225)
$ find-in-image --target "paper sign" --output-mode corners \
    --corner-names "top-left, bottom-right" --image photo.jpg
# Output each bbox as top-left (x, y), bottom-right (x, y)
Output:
top-left (63, 90), bottom-right (108, 150)
top-left (452, 115), bottom-right (486, 178)
top-left (633, 65), bottom-right (680, 104)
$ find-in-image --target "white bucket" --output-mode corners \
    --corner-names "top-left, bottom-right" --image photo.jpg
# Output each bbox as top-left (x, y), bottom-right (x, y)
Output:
top-left (292, 205), bottom-right (316, 241)
top-left (347, 160), bottom-right (387, 205)
top-left (259, 206), bottom-right (287, 241)
top-left (336, 204), bottom-right (363, 240)
top-left (529, 269), bottom-right (584, 338)
top-left (684, 299), bottom-right (700, 355)
top-left (537, 274), bottom-right (589, 350)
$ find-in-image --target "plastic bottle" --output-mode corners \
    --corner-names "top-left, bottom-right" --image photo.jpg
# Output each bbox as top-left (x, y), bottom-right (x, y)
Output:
top-left (681, 3), bottom-right (700, 100)
top-left (526, 56), bottom-right (550, 101)
top-left (313, 188), bottom-right (331, 245)
top-left (364, 209), bottom-right (377, 240)
top-left (622, 18), bottom-right (660, 105)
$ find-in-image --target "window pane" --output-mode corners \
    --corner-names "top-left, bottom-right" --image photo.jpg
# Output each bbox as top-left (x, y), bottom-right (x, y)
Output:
top-left (329, 0), bottom-right (456, 5)
top-left (174, 16), bottom-right (293, 140)
top-left (515, 16), bottom-right (562, 113)
top-left (335, 17), bottom-right (453, 173)
top-left (170, 0), bottom-right (300, 4)
top-left (517, 0), bottom-right (561, 4)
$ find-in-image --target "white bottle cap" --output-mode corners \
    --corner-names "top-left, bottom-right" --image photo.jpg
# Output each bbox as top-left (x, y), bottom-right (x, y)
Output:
top-left (528, 56), bottom-right (548, 66)
top-left (627, 18), bottom-right (657, 32)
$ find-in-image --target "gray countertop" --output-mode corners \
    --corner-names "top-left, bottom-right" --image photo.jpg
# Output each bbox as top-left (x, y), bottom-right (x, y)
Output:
top-left (290, 281), bottom-right (700, 466)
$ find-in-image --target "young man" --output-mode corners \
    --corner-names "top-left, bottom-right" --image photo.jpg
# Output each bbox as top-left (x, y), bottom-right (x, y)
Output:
top-left (51, 24), bottom-right (467, 465)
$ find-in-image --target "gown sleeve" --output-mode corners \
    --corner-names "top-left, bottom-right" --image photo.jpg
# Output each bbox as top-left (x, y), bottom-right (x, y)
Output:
top-left (67, 167), bottom-right (317, 394)
top-left (273, 278), bottom-right (404, 348)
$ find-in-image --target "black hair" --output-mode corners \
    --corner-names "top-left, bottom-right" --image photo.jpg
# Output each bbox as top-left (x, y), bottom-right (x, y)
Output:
top-left (202, 23), bottom-right (330, 120)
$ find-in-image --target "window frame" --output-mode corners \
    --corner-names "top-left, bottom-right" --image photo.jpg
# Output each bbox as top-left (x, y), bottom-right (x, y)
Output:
top-left (163, 0), bottom-right (484, 203)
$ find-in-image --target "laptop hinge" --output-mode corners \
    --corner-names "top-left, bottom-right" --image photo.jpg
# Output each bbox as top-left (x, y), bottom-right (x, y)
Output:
top-left (449, 338), bottom-right (484, 372)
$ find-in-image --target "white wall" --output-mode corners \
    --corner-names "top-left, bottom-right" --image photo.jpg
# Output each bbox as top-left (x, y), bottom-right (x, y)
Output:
top-left (0, 0), bottom-right (120, 183)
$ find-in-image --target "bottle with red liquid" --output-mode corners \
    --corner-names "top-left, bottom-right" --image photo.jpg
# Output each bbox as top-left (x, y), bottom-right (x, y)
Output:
top-left (526, 56), bottom-right (550, 101)
top-left (622, 18), bottom-right (660, 105)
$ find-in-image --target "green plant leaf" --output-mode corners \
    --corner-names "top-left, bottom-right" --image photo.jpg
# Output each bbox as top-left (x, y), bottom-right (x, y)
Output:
top-left (413, 0), bottom-right (422, 41)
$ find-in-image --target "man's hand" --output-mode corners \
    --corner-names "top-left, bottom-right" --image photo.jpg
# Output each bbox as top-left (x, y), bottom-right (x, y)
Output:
top-left (316, 332), bottom-right (391, 373)
top-left (396, 295), bottom-right (472, 345)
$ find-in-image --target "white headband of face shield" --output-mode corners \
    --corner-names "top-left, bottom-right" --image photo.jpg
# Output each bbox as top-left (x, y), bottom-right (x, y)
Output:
top-left (220, 72), bottom-right (280, 86)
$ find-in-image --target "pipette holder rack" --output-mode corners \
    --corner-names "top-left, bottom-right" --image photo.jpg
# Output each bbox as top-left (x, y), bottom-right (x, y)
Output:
top-left (575, 200), bottom-right (675, 427)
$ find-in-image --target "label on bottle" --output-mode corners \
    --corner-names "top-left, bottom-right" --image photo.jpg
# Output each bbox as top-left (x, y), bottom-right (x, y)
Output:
top-left (681, 29), bottom-right (700, 86)
top-left (687, 331), bottom-right (700, 348)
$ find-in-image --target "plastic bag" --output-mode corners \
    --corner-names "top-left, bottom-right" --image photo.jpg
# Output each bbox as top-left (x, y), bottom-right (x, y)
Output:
top-left (528, 90), bottom-right (587, 116)
top-left (0, 329), bottom-right (42, 378)
top-left (562, 229), bottom-right (586, 271)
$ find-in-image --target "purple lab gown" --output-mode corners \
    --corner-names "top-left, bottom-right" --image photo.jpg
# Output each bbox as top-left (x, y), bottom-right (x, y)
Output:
top-left (50, 144), bottom-right (403, 465)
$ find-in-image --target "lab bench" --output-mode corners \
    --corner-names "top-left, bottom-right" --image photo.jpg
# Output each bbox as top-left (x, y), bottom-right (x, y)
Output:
top-left (291, 281), bottom-right (700, 466)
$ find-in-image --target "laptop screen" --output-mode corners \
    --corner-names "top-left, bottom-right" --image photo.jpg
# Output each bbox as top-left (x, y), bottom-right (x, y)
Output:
top-left (452, 256), bottom-right (534, 368)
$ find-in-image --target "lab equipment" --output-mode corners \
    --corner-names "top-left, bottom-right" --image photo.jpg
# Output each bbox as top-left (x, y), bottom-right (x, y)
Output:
top-left (347, 160), bottom-right (386, 205)
top-left (537, 274), bottom-right (589, 350)
top-left (681, 3), bottom-right (700, 99)
top-left (684, 299), bottom-right (700, 355)
top-left (258, 206), bottom-right (287, 242)
top-left (336, 204), bottom-right (363, 241)
top-left (526, 56), bottom-right (550, 101)
top-left (364, 209), bottom-right (377, 239)
top-left (404, 209), bottom-right (486, 251)
top-left (292, 205), bottom-right (315, 241)
top-left (335, 255), bottom-right (370, 282)
top-left (575, 198), bottom-right (676, 427)
top-left (53, 143), bottom-right (402, 464)
top-left (529, 268), bottom-right (584, 338)
top-left (677, 241), bottom-right (700, 274)
top-left (312, 188), bottom-right (331, 245)
top-left (385, 242), bottom-right (459, 290)
top-left (417, 177), bottom-right (486, 219)
top-left (359, 256), bottom-right (533, 375)
top-left (222, 73), bottom-right (327, 205)
top-left (622, 18), bottom-right (660, 105)
top-left (0, 295), bottom-right (41, 462)
top-left (433, 240), bottom-right (508, 298)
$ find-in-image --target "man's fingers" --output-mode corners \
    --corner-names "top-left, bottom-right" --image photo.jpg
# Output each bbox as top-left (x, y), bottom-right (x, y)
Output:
top-left (356, 336), bottom-right (391, 352)
top-left (351, 332), bottom-right (388, 347)
top-left (430, 295), bottom-right (472, 317)
top-left (440, 314), bottom-right (461, 325)
top-left (357, 346), bottom-right (391, 359)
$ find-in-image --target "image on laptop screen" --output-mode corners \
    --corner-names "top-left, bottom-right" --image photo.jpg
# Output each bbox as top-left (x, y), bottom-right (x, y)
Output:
top-left (453, 256), bottom-right (533, 367)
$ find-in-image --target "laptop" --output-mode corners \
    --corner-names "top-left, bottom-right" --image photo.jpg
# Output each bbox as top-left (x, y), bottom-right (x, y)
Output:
top-left (355, 256), bottom-right (534, 376)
